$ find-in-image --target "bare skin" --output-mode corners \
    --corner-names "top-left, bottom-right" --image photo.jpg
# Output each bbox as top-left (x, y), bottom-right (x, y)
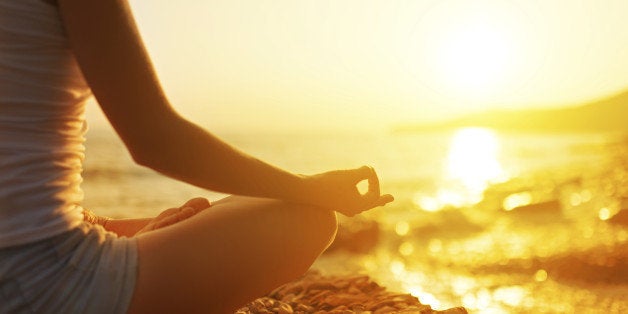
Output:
top-left (57, 0), bottom-right (394, 312)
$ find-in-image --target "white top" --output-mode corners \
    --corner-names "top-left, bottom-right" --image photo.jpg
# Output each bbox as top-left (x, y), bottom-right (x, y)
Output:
top-left (0, 0), bottom-right (92, 247)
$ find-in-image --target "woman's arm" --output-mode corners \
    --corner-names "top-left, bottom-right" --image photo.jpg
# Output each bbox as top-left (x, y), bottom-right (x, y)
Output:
top-left (58, 0), bottom-right (392, 215)
top-left (82, 198), bottom-right (209, 237)
top-left (82, 209), bottom-right (150, 237)
top-left (57, 0), bottom-right (302, 199)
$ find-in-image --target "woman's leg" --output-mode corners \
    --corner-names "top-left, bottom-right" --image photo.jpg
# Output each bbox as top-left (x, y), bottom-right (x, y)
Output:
top-left (127, 195), bottom-right (338, 314)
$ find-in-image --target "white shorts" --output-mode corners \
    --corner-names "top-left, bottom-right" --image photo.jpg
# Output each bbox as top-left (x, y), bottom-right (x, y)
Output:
top-left (0, 222), bottom-right (138, 314)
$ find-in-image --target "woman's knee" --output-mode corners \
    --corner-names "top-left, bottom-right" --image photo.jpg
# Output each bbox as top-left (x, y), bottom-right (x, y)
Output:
top-left (301, 205), bottom-right (338, 250)
top-left (281, 202), bottom-right (337, 262)
top-left (272, 202), bottom-right (337, 278)
top-left (320, 209), bottom-right (338, 254)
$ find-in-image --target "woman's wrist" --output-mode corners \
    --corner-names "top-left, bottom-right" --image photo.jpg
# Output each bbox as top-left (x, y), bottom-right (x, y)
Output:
top-left (82, 209), bottom-right (111, 227)
top-left (99, 216), bottom-right (111, 229)
top-left (289, 174), bottom-right (323, 206)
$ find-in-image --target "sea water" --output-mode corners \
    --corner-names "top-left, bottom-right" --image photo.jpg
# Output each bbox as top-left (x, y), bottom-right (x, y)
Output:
top-left (83, 127), bottom-right (628, 313)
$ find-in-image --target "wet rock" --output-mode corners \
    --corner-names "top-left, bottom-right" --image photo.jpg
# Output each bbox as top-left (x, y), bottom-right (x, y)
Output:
top-left (506, 199), bottom-right (562, 215)
top-left (326, 216), bottom-right (380, 253)
top-left (608, 208), bottom-right (628, 225)
top-left (473, 243), bottom-right (628, 285)
top-left (277, 303), bottom-right (294, 314)
top-left (412, 210), bottom-right (483, 239)
top-left (504, 199), bottom-right (565, 224)
top-left (541, 243), bottom-right (628, 284)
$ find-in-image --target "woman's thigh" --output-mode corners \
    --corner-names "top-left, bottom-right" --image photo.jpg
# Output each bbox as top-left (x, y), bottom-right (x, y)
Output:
top-left (127, 195), bottom-right (337, 314)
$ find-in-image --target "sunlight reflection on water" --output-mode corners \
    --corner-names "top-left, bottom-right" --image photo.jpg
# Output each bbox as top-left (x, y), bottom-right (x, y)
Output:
top-left (335, 129), bottom-right (628, 313)
top-left (446, 127), bottom-right (506, 190)
top-left (415, 127), bottom-right (509, 212)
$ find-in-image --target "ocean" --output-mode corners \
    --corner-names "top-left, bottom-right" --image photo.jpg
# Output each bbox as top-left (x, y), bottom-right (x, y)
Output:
top-left (83, 127), bottom-right (628, 313)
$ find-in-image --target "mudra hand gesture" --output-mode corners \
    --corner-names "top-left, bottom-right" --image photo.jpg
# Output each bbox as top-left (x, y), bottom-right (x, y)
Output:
top-left (301, 166), bottom-right (394, 217)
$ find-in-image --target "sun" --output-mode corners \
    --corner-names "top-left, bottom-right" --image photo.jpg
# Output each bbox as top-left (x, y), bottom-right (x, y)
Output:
top-left (409, 0), bottom-right (526, 101)
top-left (437, 23), bottom-right (513, 96)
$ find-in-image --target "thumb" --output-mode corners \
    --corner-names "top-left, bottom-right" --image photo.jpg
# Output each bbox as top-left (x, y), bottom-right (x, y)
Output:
top-left (376, 194), bottom-right (395, 207)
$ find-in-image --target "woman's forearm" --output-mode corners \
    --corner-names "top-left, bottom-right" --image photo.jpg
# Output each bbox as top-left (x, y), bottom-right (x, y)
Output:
top-left (130, 115), bottom-right (307, 202)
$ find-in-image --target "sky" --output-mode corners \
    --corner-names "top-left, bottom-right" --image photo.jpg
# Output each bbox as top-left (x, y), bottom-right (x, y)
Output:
top-left (87, 0), bottom-right (628, 132)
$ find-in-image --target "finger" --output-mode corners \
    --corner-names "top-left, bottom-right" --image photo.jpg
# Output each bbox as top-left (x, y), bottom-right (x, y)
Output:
top-left (154, 216), bottom-right (178, 229)
top-left (154, 207), bottom-right (200, 229)
top-left (357, 192), bottom-right (393, 213)
top-left (155, 207), bottom-right (180, 219)
top-left (367, 167), bottom-right (380, 196)
top-left (358, 167), bottom-right (380, 205)
top-left (347, 165), bottom-right (373, 183)
top-left (175, 206), bottom-right (202, 221)
top-left (375, 194), bottom-right (394, 207)
top-left (182, 197), bottom-right (211, 210)
top-left (139, 222), bottom-right (156, 233)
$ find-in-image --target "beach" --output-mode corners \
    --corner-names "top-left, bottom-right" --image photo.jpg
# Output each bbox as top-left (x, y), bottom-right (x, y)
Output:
top-left (83, 127), bottom-right (628, 313)
top-left (235, 271), bottom-right (467, 313)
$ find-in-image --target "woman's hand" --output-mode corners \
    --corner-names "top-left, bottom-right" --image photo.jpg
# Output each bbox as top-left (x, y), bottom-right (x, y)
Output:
top-left (136, 198), bottom-right (210, 235)
top-left (300, 166), bottom-right (394, 217)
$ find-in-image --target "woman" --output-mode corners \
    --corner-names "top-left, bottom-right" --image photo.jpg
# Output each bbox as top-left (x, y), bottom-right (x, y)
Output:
top-left (0, 0), bottom-right (393, 313)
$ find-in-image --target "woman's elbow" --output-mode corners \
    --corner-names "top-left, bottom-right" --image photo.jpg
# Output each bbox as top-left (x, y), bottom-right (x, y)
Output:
top-left (126, 137), bottom-right (179, 174)
top-left (120, 123), bottom-right (178, 169)
top-left (129, 146), bottom-right (154, 168)
top-left (124, 138), bottom-right (163, 169)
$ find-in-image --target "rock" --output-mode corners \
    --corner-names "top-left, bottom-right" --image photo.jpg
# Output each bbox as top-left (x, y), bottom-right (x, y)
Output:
top-left (277, 303), bottom-right (293, 314)
top-left (326, 216), bottom-right (380, 253)
top-left (439, 307), bottom-right (468, 314)
top-left (235, 271), bottom-right (467, 314)
top-left (608, 208), bottom-right (628, 225)
top-left (506, 199), bottom-right (561, 215)
top-left (373, 305), bottom-right (397, 313)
